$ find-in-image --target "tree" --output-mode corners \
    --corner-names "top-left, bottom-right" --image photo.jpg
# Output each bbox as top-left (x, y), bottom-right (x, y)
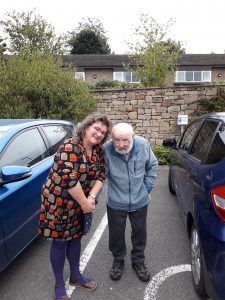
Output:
top-left (159, 38), bottom-right (185, 56)
top-left (0, 50), bottom-right (97, 121)
top-left (0, 37), bottom-right (7, 57)
top-left (127, 15), bottom-right (185, 87)
top-left (0, 11), bottom-right (96, 121)
top-left (0, 10), bottom-right (63, 55)
top-left (67, 17), bottom-right (111, 54)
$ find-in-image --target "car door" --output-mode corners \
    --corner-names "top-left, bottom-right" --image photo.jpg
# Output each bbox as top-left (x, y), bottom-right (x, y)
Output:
top-left (177, 120), bottom-right (220, 219)
top-left (188, 119), bottom-right (221, 210)
top-left (0, 220), bottom-right (6, 270)
top-left (0, 123), bottom-right (74, 263)
top-left (188, 120), bottom-right (222, 240)
top-left (0, 127), bottom-right (51, 261)
top-left (171, 119), bottom-right (201, 214)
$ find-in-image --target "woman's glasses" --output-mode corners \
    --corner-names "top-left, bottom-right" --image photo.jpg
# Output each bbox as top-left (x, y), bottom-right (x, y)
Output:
top-left (91, 125), bottom-right (107, 136)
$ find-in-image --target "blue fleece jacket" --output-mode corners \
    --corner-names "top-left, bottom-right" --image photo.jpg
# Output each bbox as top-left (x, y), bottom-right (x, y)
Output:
top-left (103, 136), bottom-right (158, 211)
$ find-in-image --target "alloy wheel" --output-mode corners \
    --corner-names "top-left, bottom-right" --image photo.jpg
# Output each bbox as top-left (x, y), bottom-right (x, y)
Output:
top-left (191, 228), bottom-right (201, 285)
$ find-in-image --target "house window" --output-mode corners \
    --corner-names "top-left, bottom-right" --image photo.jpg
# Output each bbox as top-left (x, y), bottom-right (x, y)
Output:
top-left (175, 71), bottom-right (211, 83)
top-left (114, 72), bottom-right (123, 81)
top-left (113, 72), bottom-right (140, 83)
top-left (202, 71), bottom-right (211, 81)
top-left (176, 71), bottom-right (185, 82)
top-left (75, 72), bottom-right (85, 81)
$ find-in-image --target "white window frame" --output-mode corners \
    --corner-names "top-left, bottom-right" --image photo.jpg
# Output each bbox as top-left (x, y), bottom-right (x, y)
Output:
top-left (113, 71), bottom-right (140, 83)
top-left (75, 72), bottom-right (85, 81)
top-left (175, 71), bottom-right (211, 83)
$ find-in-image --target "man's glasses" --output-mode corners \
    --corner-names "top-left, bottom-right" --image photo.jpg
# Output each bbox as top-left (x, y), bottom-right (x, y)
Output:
top-left (91, 125), bottom-right (107, 136)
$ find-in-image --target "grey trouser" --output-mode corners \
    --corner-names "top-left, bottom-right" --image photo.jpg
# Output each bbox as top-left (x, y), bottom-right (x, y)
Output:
top-left (107, 204), bottom-right (148, 264)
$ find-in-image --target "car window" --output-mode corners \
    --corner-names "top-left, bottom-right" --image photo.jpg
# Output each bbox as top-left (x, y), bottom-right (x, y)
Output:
top-left (42, 125), bottom-right (73, 154)
top-left (206, 122), bottom-right (225, 164)
top-left (179, 120), bottom-right (200, 152)
top-left (0, 128), bottom-right (48, 169)
top-left (0, 131), bottom-right (8, 139)
top-left (190, 120), bottom-right (219, 162)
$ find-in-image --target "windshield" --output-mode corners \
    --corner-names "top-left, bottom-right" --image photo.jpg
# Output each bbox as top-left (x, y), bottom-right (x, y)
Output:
top-left (0, 131), bottom-right (7, 139)
top-left (0, 125), bottom-right (13, 140)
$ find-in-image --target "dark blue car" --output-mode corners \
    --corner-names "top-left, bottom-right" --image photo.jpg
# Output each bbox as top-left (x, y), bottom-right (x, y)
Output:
top-left (163, 112), bottom-right (225, 300)
top-left (0, 119), bottom-right (75, 272)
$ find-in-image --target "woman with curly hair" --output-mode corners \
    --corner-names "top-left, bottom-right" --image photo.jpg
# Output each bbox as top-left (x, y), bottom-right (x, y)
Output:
top-left (39, 112), bottom-right (111, 300)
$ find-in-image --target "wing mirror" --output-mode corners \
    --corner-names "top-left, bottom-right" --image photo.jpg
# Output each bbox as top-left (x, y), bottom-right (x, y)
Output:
top-left (0, 166), bottom-right (32, 187)
top-left (162, 138), bottom-right (177, 149)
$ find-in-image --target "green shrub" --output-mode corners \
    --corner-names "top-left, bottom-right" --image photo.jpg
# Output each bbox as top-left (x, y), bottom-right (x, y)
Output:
top-left (194, 86), bottom-right (225, 116)
top-left (0, 52), bottom-right (96, 122)
top-left (152, 145), bottom-right (171, 165)
top-left (88, 79), bottom-right (144, 90)
top-left (94, 79), bottom-right (120, 89)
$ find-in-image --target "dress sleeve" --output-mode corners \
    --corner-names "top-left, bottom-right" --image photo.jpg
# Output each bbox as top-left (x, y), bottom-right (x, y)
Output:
top-left (56, 140), bottom-right (81, 188)
top-left (96, 147), bottom-right (106, 182)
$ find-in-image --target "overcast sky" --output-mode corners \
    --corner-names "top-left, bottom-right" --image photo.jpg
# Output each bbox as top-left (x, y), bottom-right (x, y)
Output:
top-left (1, 0), bottom-right (225, 54)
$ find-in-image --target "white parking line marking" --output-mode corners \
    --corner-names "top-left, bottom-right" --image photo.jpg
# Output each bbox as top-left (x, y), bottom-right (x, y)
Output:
top-left (66, 212), bottom-right (108, 297)
top-left (144, 264), bottom-right (191, 300)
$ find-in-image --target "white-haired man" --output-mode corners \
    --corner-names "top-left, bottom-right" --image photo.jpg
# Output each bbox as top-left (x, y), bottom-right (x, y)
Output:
top-left (104, 123), bottom-right (158, 282)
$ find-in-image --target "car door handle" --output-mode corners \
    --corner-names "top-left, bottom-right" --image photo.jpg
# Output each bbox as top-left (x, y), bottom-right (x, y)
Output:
top-left (206, 172), bottom-right (213, 182)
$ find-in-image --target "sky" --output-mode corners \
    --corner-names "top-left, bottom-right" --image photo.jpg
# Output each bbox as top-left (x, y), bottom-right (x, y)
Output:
top-left (1, 0), bottom-right (225, 54)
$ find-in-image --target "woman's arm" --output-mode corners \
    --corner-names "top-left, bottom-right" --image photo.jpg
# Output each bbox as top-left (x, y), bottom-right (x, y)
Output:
top-left (88, 180), bottom-right (104, 200)
top-left (88, 147), bottom-right (105, 200)
top-left (68, 181), bottom-right (95, 213)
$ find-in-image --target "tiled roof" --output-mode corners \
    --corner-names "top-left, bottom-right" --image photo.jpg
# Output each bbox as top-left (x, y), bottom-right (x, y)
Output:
top-left (61, 54), bottom-right (139, 68)
top-left (177, 54), bottom-right (225, 66)
top-left (61, 54), bottom-right (225, 68)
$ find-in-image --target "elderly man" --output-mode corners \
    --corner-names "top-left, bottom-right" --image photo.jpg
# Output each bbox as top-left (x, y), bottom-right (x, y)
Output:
top-left (104, 123), bottom-right (158, 282)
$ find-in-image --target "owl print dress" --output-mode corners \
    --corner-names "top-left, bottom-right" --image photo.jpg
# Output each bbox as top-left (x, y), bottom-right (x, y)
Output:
top-left (39, 137), bottom-right (105, 241)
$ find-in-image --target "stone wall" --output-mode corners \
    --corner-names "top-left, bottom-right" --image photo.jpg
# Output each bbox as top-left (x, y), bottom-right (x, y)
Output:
top-left (94, 84), bottom-right (220, 145)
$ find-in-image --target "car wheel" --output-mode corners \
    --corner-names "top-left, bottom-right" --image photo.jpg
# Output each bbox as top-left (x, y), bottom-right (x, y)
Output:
top-left (168, 168), bottom-right (175, 194)
top-left (190, 224), bottom-right (207, 299)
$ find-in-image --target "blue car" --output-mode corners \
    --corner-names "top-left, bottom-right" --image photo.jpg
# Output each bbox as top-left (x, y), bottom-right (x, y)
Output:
top-left (163, 112), bottom-right (225, 300)
top-left (0, 119), bottom-right (75, 272)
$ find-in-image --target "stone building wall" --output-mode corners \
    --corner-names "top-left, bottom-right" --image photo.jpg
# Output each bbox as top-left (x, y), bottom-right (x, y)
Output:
top-left (94, 84), bottom-right (220, 145)
top-left (85, 69), bottom-right (113, 83)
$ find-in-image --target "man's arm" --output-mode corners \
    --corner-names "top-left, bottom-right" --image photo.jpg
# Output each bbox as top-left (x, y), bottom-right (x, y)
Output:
top-left (144, 145), bottom-right (158, 193)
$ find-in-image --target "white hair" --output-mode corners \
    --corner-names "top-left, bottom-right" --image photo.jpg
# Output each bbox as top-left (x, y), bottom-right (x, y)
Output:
top-left (112, 122), bottom-right (134, 135)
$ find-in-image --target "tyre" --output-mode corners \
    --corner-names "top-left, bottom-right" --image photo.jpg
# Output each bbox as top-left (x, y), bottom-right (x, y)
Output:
top-left (168, 168), bottom-right (175, 194)
top-left (190, 224), bottom-right (207, 299)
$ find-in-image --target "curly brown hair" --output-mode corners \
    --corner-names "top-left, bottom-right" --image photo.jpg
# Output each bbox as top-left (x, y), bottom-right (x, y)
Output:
top-left (75, 112), bottom-right (112, 144)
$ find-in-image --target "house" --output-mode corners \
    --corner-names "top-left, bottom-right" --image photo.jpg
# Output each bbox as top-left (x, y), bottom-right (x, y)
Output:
top-left (61, 54), bottom-right (225, 85)
top-left (176, 54), bottom-right (225, 84)
top-left (61, 54), bottom-right (140, 83)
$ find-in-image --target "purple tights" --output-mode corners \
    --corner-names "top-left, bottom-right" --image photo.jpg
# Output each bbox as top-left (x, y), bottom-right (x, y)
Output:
top-left (50, 237), bottom-right (88, 298)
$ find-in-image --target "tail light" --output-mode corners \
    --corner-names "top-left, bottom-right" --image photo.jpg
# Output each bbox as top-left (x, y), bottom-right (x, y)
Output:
top-left (212, 185), bottom-right (225, 223)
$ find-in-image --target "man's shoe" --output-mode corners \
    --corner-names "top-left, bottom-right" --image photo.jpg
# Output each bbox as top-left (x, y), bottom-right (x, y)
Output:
top-left (110, 261), bottom-right (124, 280)
top-left (132, 262), bottom-right (150, 282)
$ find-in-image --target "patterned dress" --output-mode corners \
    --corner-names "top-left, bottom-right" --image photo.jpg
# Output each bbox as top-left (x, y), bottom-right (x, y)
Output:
top-left (39, 137), bottom-right (105, 241)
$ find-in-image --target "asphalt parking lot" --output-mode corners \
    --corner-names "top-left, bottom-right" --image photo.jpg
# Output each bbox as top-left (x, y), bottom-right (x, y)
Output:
top-left (0, 166), bottom-right (202, 300)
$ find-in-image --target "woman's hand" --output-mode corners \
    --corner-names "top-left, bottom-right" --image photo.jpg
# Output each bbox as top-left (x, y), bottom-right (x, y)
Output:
top-left (81, 196), bottom-right (96, 213)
